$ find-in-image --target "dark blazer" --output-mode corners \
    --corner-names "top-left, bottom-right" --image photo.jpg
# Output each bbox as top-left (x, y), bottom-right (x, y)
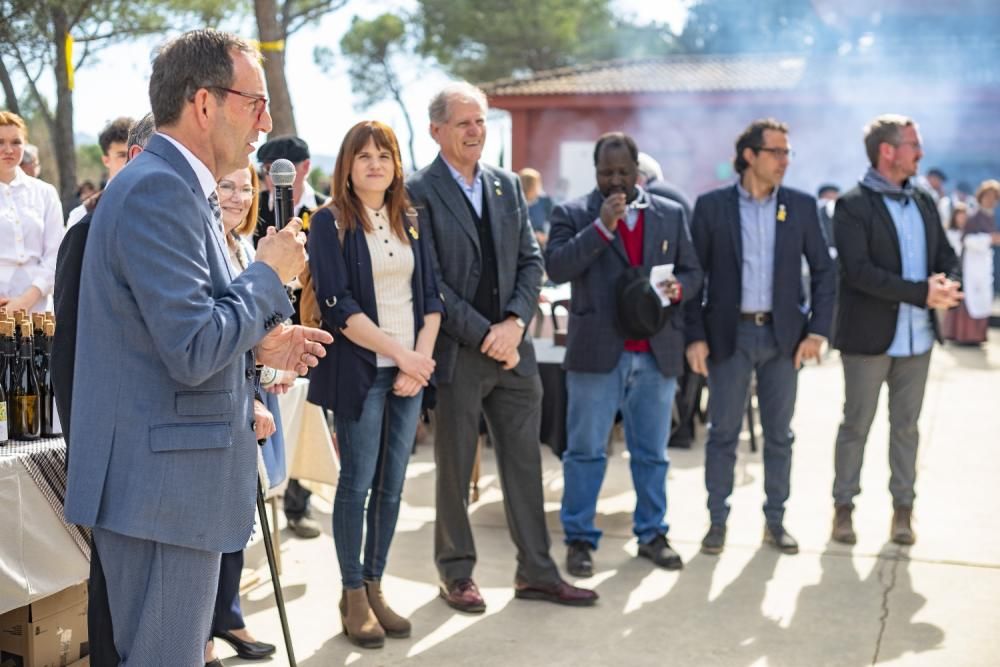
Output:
top-left (833, 184), bottom-right (959, 355)
top-left (305, 206), bottom-right (444, 421)
top-left (685, 184), bottom-right (836, 363)
top-left (545, 190), bottom-right (702, 378)
top-left (51, 214), bottom-right (92, 454)
top-left (406, 155), bottom-right (544, 384)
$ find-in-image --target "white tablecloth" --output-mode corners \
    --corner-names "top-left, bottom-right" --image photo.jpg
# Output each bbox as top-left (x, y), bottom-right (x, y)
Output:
top-left (0, 439), bottom-right (89, 615)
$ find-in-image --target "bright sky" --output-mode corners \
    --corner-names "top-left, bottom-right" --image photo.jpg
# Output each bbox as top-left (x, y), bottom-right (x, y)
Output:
top-left (44, 0), bottom-right (688, 169)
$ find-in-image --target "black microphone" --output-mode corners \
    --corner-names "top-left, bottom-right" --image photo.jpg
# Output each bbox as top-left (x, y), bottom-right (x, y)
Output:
top-left (269, 158), bottom-right (296, 231)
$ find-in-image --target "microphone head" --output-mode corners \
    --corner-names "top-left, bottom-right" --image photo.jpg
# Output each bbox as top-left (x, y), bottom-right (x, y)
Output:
top-left (269, 158), bottom-right (296, 187)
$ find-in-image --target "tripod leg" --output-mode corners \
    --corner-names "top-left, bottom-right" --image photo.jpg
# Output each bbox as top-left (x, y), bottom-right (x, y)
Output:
top-left (257, 479), bottom-right (297, 667)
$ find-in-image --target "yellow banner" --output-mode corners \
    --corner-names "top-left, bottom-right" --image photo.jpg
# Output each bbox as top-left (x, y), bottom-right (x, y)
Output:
top-left (255, 39), bottom-right (285, 52)
top-left (65, 33), bottom-right (74, 91)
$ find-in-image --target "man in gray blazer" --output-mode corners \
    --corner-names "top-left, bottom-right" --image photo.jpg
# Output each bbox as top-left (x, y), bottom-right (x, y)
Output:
top-left (546, 132), bottom-right (702, 577)
top-left (63, 30), bottom-right (332, 665)
top-left (407, 82), bottom-right (597, 612)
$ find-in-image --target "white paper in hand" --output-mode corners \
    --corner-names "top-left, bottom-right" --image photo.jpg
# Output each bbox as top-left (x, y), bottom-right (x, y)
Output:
top-left (650, 263), bottom-right (675, 307)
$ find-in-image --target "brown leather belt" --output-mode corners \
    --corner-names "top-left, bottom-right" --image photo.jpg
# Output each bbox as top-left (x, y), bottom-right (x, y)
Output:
top-left (740, 312), bottom-right (773, 325)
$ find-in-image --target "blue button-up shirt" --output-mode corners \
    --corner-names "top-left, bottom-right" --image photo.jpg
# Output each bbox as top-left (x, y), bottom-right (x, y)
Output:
top-left (737, 182), bottom-right (777, 313)
top-left (883, 196), bottom-right (933, 357)
top-left (442, 155), bottom-right (483, 217)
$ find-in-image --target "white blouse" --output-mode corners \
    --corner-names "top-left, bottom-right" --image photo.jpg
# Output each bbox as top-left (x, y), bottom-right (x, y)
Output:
top-left (0, 167), bottom-right (64, 311)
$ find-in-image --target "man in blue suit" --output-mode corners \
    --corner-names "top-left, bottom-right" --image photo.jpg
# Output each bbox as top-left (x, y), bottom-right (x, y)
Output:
top-left (63, 30), bottom-right (332, 665)
top-left (685, 118), bottom-right (835, 556)
top-left (546, 133), bottom-right (702, 576)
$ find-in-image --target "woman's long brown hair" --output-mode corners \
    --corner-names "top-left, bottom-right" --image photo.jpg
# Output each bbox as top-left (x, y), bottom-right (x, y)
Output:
top-left (327, 120), bottom-right (413, 243)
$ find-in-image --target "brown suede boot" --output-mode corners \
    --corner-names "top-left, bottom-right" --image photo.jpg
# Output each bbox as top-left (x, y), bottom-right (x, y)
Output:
top-left (891, 506), bottom-right (915, 545)
top-left (831, 504), bottom-right (857, 544)
top-left (365, 579), bottom-right (412, 638)
top-left (340, 587), bottom-right (385, 648)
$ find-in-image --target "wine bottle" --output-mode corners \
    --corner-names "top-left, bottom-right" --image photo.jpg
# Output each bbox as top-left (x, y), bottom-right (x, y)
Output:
top-left (10, 321), bottom-right (41, 441)
top-left (39, 321), bottom-right (61, 437)
top-left (0, 321), bottom-right (15, 408)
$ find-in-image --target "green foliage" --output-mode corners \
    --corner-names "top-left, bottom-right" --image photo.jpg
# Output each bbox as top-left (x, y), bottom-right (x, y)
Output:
top-left (414, 0), bottom-right (675, 83)
top-left (75, 142), bottom-right (105, 184)
top-left (336, 13), bottom-right (409, 111)
top-left (307, 166), bottom-right (328, 192)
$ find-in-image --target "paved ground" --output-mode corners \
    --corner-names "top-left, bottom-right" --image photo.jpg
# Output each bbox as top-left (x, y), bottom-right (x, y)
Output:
top-left (227, 330), bottom-right (1000, 667)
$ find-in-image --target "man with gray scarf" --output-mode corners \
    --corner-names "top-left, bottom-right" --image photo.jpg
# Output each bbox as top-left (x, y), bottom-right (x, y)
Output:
top-left (831, 114), bottom-right (961, 546)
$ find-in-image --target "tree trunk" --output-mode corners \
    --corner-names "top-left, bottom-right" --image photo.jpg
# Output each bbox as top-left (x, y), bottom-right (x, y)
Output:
top-left (254, 0), bottom-right (297, 137)
top-left (51, 7), bottom-right (77, 213)
top-left (384, 62), bottom-right (417, 171)
top-left (0, 59), bottom-right (20, 115)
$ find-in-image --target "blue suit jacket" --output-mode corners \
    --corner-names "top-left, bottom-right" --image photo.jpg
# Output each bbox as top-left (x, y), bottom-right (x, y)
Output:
top-left (684, 184), bottom-right (835, 362)
top-left (545, 189), bottom-right (703, 378)
top-left (64, 135), bottom-right (292, 553)
top-left (305, 206), bottom-right (444, 421)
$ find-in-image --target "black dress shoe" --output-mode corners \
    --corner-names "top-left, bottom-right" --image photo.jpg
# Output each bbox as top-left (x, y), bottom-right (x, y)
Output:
top-left (514, 579), bottom-right (598, 606)
top-left (700, 524), bottom-right (727, 555)
top-left (566, 541), bottom-right (594, 577)
top-left (213, 629), bottom-right (277, 660)
top-left (637, 534), bottom-right (683, 570)
top-left (206, 661), bottom-right (224, 667)
top-left (764, 524), bottom-right (800, 554)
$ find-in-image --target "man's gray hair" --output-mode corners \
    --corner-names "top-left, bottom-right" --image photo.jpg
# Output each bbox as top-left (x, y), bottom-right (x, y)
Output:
top-left (637, 152), bottom-right (663, 183)
top-left (127, 113), bottom-right (156, 155)
top-left (428, 81), bottom-right (488, 125)
top-left (20, 144), bottom-right (39, 164)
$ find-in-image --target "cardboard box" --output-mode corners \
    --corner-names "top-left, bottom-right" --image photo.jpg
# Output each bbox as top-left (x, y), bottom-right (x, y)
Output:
top-left (0, 582), bottom-right (88, 667)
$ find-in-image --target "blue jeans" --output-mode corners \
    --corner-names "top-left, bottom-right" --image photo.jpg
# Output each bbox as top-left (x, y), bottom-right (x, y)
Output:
top-left (561, 351), bottom-right (677, 548)
top-left (333, 367), bottom-right (422, 589)
top-left (705, 322), bottom-right (798, 527)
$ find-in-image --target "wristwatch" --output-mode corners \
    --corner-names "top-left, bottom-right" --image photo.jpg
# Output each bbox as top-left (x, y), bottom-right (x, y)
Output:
top-left (512, 317), bottom-right (526, 329)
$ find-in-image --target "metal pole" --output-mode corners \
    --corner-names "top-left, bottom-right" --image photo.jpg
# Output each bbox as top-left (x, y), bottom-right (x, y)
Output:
top-left (257, 479), bottom-right (297, 667)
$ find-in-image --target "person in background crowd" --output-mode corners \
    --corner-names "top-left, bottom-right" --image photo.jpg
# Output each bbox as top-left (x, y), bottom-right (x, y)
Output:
top-left (0, 111), bottom-right (64, 314)
top-left (52, 112), bottom-right (157, 667)
top-left (308, 120), bottom-right (443, 648)
top-left (407, 81), bottom-right (597, 613)
top-left (67, 116), bottom-right (134, 226)
top-left (831, 114), bottom-right (961, 546)
top-left (518, 167), bottom-right (553, 247)
top-left (62, 29), bottom-right (331, 665)
top-left (919, 167), bottom-right (953, 225)
top-left (255, 134), bottom-right (326, 538)
top-left (205, 163), bottom-right (283, 665)
top-left (636, 151), bottom-right (693, 221)
top-left (19, 143), bottom-right (40, 178)
top-left (686, 118), bottom-right (836, 557)
top-left (546, 132), bottom-right (702, 577)
top-left (943, 180), bottom-right (1000, 345)
top-left (636, 151), bottom-right (702, 451)
top-left (816, 183), bottom-right (840, 250)
top-left (943, 203), bottom-right (968, 255)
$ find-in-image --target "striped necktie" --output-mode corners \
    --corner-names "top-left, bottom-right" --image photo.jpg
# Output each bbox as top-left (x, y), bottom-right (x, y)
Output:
top-left (208, 191), bottom-right (223, 232)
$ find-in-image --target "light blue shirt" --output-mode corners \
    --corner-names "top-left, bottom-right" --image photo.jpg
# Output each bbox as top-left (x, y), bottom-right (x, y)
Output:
top-left (882, 196), bottom-right (933, 357)
top-left (737, 182), bottom-right (777, 313)
top-left (442, 155), bottom-right (483, 218)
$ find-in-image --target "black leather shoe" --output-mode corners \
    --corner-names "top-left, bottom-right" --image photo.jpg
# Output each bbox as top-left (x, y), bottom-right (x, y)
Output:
top-left (764, 525), bottom-right (799, 554)
top-left (637, 534), bottom-right (683, 570)
top-left (213, 629), bottom-right (277, 660)
top-left (206, 661), bottom-right (224, 667)
top-left (700, 524), bottom-right (727, 555)
top-left (566, 541), bottom-right (594, 577)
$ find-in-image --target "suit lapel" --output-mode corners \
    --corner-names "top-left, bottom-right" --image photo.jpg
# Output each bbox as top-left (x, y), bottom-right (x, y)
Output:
top-left (772, 187), bottom-right (790, 283)
top-left (587, 190), bottom-right (629, 264)
top-left (642, 201), bottom-right (663, 267)
top-left (482, 168), bottom-right (506, 259)
top-left (428, 156), bottom-right (480, 253)
top-left (913, 193), bottom-right (938, 273)
top-left (725, 185), bottom-right (743, 272)
top-left (869, 189), bottom-right (903, 263)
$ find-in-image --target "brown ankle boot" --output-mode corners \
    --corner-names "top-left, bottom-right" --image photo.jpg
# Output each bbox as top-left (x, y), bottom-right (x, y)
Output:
top-left (340, 587), bottom-right (385, 648)
top-left (365, 579), bottom-right (411, 638)
top-left (832, 504), bottom-right (857, 544)
top-left (891, 506), bottom-right (915, 545)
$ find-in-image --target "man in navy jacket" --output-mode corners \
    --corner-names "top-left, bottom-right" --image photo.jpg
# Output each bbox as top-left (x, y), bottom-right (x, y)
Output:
top-left (685, 118), bottom-right (835, 556)
top-left (546, 133), bottom-right (702, 576)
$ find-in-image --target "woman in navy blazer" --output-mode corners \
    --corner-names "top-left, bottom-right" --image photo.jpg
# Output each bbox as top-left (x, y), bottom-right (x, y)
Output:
top-left (307, 121), bottom-right (443, 649)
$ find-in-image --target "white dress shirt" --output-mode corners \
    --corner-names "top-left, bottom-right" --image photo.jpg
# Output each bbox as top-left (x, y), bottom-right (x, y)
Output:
top-left (0, 166), bottom-right (64, 312)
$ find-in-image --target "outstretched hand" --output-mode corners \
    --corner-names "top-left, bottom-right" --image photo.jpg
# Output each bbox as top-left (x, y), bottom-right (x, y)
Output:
top-left (257, 323), bottom-right (334, 376)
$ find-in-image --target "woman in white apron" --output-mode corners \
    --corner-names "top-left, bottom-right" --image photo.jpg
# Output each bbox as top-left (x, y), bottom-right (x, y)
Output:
top-left (0, 112), bottom-right (64, 314)
top-left (944, 180), bottom-right (1000, 345)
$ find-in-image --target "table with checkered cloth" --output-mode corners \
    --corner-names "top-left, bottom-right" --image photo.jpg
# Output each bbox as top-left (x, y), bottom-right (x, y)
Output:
top-left (0, 437), bottom-right (90, 615)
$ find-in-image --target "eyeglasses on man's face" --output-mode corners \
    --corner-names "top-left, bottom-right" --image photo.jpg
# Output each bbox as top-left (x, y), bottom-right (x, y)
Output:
top-left (755, 147), bottom-right (794, 159)
top-left (209, 86), bottom-right (269, 119)
top-left (218, 181), bottom-right (256, 200)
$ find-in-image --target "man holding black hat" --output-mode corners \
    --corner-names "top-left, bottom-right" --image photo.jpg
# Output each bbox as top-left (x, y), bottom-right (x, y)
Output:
top-left (256, 134), bottom-right (327, 540)
top-left (545, 132), bottom-right (701, 576)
